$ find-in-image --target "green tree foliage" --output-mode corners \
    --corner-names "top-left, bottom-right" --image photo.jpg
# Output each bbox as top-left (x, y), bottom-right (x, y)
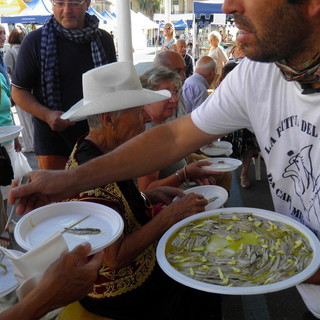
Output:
top-left (136, 0), bottom-right (161, 19)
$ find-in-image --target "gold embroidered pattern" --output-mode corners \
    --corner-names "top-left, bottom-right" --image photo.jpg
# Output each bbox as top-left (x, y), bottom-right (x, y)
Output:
top-left (66, 142), bottom-right (156, 299)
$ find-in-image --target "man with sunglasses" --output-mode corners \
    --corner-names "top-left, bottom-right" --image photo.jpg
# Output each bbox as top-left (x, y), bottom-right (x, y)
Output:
top-left (11, 0), bottom-right (116, 170)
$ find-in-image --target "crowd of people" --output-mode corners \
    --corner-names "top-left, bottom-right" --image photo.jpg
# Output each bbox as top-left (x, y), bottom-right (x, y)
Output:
top-left (1, 0), bottom-right (320, 319)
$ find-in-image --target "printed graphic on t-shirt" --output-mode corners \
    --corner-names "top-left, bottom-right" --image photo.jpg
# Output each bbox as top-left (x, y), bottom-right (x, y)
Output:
top-left (262, 115), bottom-right (320, 236)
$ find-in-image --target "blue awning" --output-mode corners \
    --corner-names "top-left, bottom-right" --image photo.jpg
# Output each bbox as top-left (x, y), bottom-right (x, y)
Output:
top-left (174, 19), bottom-right (187, 30)
top-left (0, 0), bottom-right (51, 24)
top-left (1, 14), bottom-right (49, 23)
top-left (194, 0), bottom-right (224, 19)
top-left (87, 7), bottom-right (107, 24)
top-left (101, 10), bottom-right (115, 21)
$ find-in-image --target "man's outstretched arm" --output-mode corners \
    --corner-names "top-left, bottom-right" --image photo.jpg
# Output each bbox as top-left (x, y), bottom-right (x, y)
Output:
top-left (10, 115), bottom-right (220, 213)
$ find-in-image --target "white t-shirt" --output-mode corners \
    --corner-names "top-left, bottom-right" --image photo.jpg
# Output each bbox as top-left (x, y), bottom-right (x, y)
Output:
top-left (191, 58), bottom-right (320, 317)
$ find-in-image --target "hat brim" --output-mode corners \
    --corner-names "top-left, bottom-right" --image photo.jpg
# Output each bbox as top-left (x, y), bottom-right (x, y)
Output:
top-left (61, 89), bottom-right (171, 122)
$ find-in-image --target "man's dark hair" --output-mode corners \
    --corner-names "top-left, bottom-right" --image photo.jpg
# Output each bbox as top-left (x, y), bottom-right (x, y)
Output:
top-left (220, 61), bottom-right (238, 82)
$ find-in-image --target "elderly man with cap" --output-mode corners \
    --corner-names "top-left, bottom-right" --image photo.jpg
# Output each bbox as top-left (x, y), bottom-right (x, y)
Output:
top-left (56, 61), bottom-right (221, 320)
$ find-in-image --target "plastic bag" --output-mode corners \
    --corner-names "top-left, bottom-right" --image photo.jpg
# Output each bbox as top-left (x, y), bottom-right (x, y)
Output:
top-left (13, 152), bottom-right (32, 179)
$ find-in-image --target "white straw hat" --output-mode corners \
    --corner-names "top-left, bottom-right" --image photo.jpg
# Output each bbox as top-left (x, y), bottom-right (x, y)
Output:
top-left (61, 61), bottom-right (171, 122)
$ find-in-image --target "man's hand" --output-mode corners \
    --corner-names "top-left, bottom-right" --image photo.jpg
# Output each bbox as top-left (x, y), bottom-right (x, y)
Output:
top-left (0, 243), bottom-right (103, 320)
top-left (35, 242), bottom-right (103, 313)
top-left (45, 110), bottom-right (75, 131)
top-left (9, 170), bottom-right (75, 214)
top-left (14, 137), bottom-right (22, 152)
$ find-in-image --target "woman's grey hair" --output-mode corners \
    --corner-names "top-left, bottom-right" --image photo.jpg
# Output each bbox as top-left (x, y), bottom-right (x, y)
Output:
top-left (87, 110), bottom-right (123, 129)
top-left (208, 31), bottom-right (221, 43)
top-left (140, 66), bottom-right (182, 91)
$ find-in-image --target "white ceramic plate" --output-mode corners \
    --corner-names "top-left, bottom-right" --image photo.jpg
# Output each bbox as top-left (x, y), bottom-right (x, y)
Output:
top-left (14, 201), bottom-right (124, 255)
top-left (174, 185), bottom-right (228, 211)
top-left (156, 207), bottom-right (320, 295)
top-left (0, 252), bottom-right (21, 298)
top-left (0, 125), bottom-right (23, 144)
top-left (200, 157), bottom-right (242, 172)
top-left (200, 141), bottom-right (233, 156)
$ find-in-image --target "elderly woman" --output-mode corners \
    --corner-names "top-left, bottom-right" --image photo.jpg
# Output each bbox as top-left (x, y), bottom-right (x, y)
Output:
top-left (58, 62), bottom-right (222, 320)
top-left (137, 66), bottom-right (232, 193)
top-left (208, 31), bottom-right (228, 87)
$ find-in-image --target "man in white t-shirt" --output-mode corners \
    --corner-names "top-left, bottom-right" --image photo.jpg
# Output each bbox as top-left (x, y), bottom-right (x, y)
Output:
top-left (10, 0), bottom-right (320, 317)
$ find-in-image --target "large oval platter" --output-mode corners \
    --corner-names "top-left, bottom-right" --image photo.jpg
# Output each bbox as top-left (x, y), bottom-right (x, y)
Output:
top-left (156, 207), bottom-right (320, 295)
top-left (14, 201), bottom-right (124, 255)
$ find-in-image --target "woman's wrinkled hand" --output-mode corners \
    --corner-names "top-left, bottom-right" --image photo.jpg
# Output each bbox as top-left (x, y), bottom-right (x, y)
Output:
top-left (185, 161), bottom-right (221, 185)
top-left (144, 186), bottom-right (185, 205)
top-left (158, 193), bottom-right (207, 228)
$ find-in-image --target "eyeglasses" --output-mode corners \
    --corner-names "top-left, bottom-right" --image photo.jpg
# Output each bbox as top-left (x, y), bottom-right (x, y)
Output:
top-left (52, 0), bottom-right (86, 8)
top-left (164, 27), bottom-right (172, 30)
top-left (173, 67), bottom-right (186, 76)
top-left (169, 89), bottom-right (181, 96)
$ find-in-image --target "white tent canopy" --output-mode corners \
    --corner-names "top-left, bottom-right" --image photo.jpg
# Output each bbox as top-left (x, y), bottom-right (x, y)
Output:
top-left (135, 11), bottom-right (158, 29)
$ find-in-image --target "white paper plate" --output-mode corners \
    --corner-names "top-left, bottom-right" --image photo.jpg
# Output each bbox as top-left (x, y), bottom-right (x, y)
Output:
top-left (14, 201), bottom-right (124, 255)
top-left (0, 252), bottom-right (21, 298)
top-left (156, 207), bottom-right (320, 295)
top-left (0, 125), bottom-right (23, 144)
top-left (200, 157), bottom-right (242, 172)
top-left (174, 185), bottom-right (228, 211)
top-left (200, 141), bottom-right (233, 156)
